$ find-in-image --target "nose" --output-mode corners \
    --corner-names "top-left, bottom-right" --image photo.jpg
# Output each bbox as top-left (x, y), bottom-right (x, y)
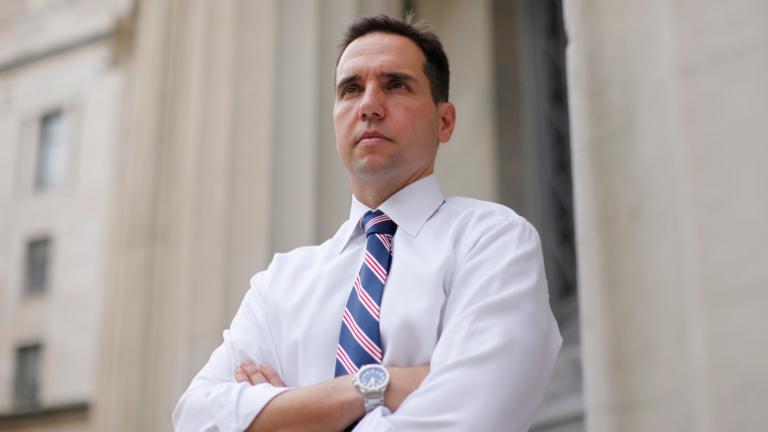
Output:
top-left (358, 85), bottom-right (385, 121)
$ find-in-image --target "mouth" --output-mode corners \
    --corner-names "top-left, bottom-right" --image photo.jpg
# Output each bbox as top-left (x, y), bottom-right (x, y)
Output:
top-left (357, 130), bottom-right (391, 145)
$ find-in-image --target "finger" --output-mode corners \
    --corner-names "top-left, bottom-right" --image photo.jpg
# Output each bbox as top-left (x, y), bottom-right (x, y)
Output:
top-left (260, 363), bottom-right (286, 387)
top-left (234, 367), bottom-right (251, 384)
top-left (244, 363), bottom-right (260, 381)
top-left (250, 372), bottom-right (268, 385)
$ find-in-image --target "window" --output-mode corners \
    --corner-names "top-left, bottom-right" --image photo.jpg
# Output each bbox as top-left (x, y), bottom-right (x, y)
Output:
top-left (14, 344), bottom-right (42, 410)
top-left (24, 237), bottom-right (52, 294)
top-left (34, 109), bottom-right (68, 191)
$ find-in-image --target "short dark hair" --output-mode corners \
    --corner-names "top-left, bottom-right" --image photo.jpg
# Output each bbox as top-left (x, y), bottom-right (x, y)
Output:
top-left (337, 14), bottom-right (450, 104)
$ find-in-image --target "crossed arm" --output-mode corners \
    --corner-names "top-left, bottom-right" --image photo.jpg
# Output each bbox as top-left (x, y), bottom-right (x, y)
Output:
top-left (174, 219), bottom-right (561, 431)
top-left (234, 362), bottom-right (429, 431)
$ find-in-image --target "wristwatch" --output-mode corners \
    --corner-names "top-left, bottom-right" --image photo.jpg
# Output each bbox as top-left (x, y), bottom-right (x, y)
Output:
top-left (354, 364), bottom-right (390, 413)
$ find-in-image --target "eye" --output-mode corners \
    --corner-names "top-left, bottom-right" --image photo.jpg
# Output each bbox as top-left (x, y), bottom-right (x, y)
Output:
top-left (340, 84), bottom-right (360, 97)
top-left (387, 80), bottom-right (408, 90)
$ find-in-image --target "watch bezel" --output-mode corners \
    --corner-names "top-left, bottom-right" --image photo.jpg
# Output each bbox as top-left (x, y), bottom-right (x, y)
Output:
top-left (355, 364), bottom-right (390, 392)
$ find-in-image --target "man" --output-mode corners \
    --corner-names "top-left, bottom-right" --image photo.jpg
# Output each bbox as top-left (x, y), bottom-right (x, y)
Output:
top-left (173, 14), bottom-right (561, 431)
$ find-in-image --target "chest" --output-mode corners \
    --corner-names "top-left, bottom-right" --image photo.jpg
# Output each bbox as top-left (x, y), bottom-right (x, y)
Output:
top-left (265, 238), bottom-right (451, 386)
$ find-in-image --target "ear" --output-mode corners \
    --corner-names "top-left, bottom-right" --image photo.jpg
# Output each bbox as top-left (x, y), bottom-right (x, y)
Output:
top-left (437, 102), bottom-right (456, 143)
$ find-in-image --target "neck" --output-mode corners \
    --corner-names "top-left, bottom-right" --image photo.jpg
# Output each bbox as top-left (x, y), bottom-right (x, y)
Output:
top-left (351, 170), bottom-right (432, 209)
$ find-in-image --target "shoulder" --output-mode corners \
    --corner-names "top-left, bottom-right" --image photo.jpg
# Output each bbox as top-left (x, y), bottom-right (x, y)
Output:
top-left (442, 196), bottom-right (521, 218)
top-left (435, 197), bottom-right (541, 257)
top-left (252, 219), bottom-right (352, 284)
top-left (441, 196), bottom-right (536, 233)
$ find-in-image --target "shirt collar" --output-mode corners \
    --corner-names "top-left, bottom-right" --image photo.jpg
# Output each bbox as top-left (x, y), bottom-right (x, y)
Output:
top-left (338, 174), bottom-right (445, 253)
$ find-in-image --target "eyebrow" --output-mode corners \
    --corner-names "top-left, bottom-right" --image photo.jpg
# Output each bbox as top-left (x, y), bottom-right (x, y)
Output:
top-left (335, 72), bottom-right (418, 93)
top-left (336, 74), bottom-right (360, 92)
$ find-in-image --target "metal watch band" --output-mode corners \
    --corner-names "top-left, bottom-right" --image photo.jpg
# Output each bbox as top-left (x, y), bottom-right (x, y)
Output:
top-left (363, 389), bottom-right (385, 413)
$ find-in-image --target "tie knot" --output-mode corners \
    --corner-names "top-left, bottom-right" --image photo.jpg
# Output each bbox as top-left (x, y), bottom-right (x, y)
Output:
top-left (361, 210), bottom-right (397, 237)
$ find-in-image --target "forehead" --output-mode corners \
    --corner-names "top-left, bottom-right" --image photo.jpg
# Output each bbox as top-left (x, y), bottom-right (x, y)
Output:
top-left (336, 32), bottom-right (427, 79)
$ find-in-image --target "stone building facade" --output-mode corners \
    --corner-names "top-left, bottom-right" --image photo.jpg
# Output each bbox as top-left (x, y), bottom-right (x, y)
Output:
top-left (0, 0), bottom-right (128, 430)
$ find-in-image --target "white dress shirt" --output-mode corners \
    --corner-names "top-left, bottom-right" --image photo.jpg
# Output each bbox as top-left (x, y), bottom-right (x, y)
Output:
top-left (173, 175), bottom-right (562, 431)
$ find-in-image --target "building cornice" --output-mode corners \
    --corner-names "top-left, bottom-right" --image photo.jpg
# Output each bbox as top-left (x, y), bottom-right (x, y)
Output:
top-left (0, 28), bottom-right (113, 73)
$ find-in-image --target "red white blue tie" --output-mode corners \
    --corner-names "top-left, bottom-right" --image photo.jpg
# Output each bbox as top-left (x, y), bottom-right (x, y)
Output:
top-left (335, 210), bottom-right (397, 376)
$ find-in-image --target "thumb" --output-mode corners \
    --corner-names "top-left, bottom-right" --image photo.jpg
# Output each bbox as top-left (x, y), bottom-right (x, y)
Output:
top-left (259, 363), bottom-right (286, 387)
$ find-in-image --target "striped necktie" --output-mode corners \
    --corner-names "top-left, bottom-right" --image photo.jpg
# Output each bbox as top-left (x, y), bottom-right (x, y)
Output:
top-left (335, 210), bottom-right (397, 376)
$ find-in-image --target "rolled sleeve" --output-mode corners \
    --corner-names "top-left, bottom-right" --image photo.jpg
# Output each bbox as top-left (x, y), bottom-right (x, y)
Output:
top-left (208, 382), bottom-right (291, 431)
top-left (173, 272), bottom-right (289, 431)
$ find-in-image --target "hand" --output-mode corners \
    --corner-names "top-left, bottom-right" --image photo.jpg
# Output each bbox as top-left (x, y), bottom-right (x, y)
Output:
top-left (234, 361), bottom-right (286, 387)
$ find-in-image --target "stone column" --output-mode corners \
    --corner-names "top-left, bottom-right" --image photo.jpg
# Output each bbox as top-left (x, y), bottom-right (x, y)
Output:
top-left (94, 0), bottom-right (277, 430)
top-left (566, 1), bottom-right (768, 431)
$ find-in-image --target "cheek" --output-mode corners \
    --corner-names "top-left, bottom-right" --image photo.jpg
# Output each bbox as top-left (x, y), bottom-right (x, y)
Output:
top-left (399, 106), bottom-right (439, 141)
top-left (333, 108), bottom-right (355, 167)
top-left (334, 107), bottom-right (355, 140)
top-left (393, 106), bottom-right (421, 133)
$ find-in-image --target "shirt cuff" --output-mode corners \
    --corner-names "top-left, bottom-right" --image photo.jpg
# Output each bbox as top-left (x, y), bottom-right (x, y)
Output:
top-left (353, 405), bottom-right (396, 432)
top-left (207, 382), bottom-right (291, 431)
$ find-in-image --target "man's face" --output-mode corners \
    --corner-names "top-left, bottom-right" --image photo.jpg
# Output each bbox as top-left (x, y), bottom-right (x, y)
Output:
top-left (334, 32), bottom-right (455, 189)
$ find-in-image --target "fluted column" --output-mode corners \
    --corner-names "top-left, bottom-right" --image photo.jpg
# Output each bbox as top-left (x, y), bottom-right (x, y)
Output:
top-left (566, 1), bottom-right (768, 431)
top-left (94, 0), bottom-right (277, 430)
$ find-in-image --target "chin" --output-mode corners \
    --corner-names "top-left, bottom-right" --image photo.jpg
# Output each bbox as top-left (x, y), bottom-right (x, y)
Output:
top-left (352, 160), bottom-right (398, 180)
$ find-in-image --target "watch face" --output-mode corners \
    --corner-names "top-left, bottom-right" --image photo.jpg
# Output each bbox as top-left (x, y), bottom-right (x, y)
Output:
top-left (359, 365), bottom-right (388, 390)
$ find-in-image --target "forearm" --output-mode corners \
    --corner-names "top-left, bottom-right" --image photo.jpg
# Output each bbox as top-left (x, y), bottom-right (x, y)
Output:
top-left (246, 375), bottom-right (363, 432)
top-left (244, 365), bottom-right (428, 432)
